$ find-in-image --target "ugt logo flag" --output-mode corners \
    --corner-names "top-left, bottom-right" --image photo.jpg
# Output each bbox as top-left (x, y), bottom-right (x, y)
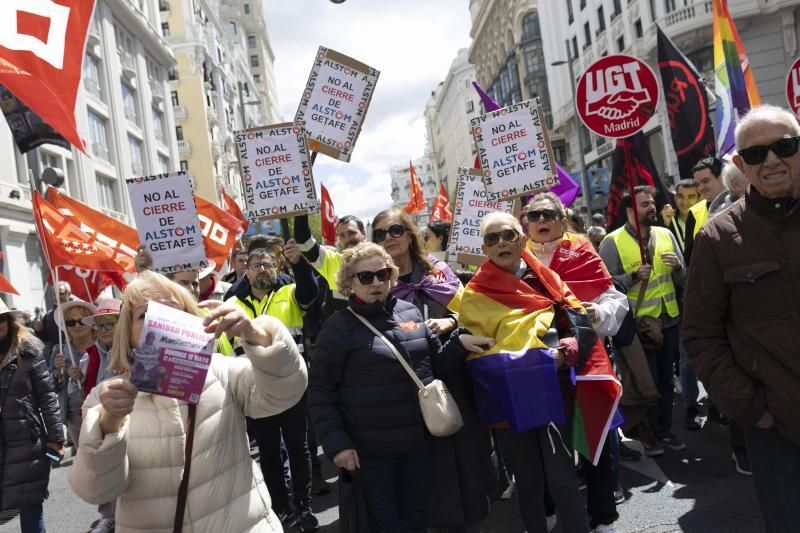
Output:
top-left (0, 0), bottom-right (96, 152)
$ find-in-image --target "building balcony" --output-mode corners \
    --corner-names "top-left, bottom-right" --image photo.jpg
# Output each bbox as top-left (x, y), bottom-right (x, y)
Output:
top-left (119, 50), bottom-right (137, 80)
top-left (88, 19), bottom-right (101, 47)
top-left (177, 139), bottom-right (191, 155)
top-left (173, 105), bottom-right (187, 121)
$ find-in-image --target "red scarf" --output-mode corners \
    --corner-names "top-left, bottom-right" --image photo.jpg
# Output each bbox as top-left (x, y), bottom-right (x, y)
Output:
top-left (544, 234), bottom-right (612, 302)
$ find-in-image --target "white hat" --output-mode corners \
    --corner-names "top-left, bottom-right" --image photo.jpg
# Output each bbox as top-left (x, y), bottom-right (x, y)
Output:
top-left (81, 298), bottom-right (121, 326)
top-left (0, 298), bottom-right (20, 318)
top-left (56, 299), bottom-right (98, 330)
top-left (199, 259), bottom-right (217, 279)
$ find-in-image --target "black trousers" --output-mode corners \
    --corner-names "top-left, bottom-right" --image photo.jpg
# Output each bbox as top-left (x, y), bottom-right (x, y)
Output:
top-left (585, 433), bottom-right (618, 528)
top-left (252, 394), bottom-right (312, 513)
top-left (745, 426), bottom-right (800, 533)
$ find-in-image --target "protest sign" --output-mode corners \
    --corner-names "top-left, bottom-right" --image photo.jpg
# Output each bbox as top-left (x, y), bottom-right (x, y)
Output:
top-left (576, 54), bottom-right (659, 139)
top-left (126, 171), bottom-right (207, 274)
top-left (786, 56), bottom-right (800, 117)
top-left (295, 46), bottom-right (379, 162)
top-left (235, 123), bottom-right (319, 221)
top-left (130, 301), bottom-right (214, 404)
top-left (448, 168), bottom-right (517, 266)
top-left (472, 97), bottom-right (558, 200)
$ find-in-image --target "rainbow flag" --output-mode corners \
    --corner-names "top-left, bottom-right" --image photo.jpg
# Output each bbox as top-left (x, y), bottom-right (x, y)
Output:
top-left (460, 249), bottom-right (621, 465)
top-left (713, 0), bottom-right (761, 156)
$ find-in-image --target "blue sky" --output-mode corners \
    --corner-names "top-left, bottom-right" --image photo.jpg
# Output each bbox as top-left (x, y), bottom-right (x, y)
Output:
top-left (262, 0), bottom-right (472, 222)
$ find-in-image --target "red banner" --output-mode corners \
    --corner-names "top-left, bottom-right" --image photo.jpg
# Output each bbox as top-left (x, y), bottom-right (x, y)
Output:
top-left (320, 183), bottom-right (337, 246)
top-left (195, 194), bottom-right (245, 271)
top-left (402, 161), bottom-right (426, 214)
top-left (429, 184), bottom-right (453, 222)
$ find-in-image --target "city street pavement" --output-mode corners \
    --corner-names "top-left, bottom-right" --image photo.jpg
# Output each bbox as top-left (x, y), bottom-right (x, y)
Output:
top-left (1, 403), bottom-right (765, 533)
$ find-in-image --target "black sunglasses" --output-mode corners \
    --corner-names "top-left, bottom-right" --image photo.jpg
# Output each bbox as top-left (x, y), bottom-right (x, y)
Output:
top-left (354, 267), bottom-right (393, 285)
top-left (738, 136), bottom-right (800, 165)
top-left (373, 224), bottom-right (406, 243)
top-left (526, 209), bottom-right (560, 222)
top-left (483, 229), bottom-right (520, 247)
top-left (64, 319), bottom-right (86, 328)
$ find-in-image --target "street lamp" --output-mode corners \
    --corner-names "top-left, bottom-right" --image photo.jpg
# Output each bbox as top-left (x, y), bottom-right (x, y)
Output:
top-left (551, 39), bottom-right (592, 214)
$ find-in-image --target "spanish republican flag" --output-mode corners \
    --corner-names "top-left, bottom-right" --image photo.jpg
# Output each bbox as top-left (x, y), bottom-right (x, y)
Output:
top-left (460, 248), bottom-right (621, 465)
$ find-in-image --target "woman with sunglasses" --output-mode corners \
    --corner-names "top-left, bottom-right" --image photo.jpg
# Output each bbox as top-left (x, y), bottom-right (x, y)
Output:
top-left (371, 210), bottom-right (495, 531)
top-left (50, 299), bottom-right (98, 449)
top-left (525, 192), bottom-right (628, 531)
top-left (309, 243), bottom-right (491, 533)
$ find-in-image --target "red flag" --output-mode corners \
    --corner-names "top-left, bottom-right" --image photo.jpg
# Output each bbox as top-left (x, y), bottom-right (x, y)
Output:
top-left (33, 191), bottom-right (128, 273)
top-left (429, 184), bottom-right (453, 222)
top-left (320, 183), bottom-right (338, 246)
top-left (402, 160), bottom-right (426, 215)
top-left (0, 0), bottom-right (96, 152)
top-left (47, 267), bottom-right (119, 302)
top-left (0, 273), bottom-right (19, 295)
top-left (47, 187), bottom-right (138, 273)
top-left (195, 194), bottom-right (246, 271)
top-left (221, 187), bottom-right (249, 232)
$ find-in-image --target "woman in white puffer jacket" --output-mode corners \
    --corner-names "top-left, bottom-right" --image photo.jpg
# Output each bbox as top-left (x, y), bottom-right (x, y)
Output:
top-left (69, 271), bottom-right (307, 532)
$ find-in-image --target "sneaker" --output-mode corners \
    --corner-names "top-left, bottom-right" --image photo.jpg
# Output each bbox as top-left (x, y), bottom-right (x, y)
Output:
top-left (684, 407), bottom-right (702, 431)
top-left (500, 479), bottom-right (516, 500)
top-left (592, 524), bottom-right (617, 533)
top-left (619, 442), bottom-right (642, 461)
top-left (546, 513), bottom-right (558, 532)
top-left (89, 518), bottom-right (115, 533)
top-left (613, 486), bottom-right (626, 504)
top-left (640, 438), bottom-right (665, 457)
top-left (274, 509), bottom-right (296, 528)
top-left (311, 475), bottom-right (332, 495)
top-left (657, 432), bottom-right (687, 451)
top-left (298, 509), bottom-right (320, 533)
top-left (732, 449), bottom-right (752, 476)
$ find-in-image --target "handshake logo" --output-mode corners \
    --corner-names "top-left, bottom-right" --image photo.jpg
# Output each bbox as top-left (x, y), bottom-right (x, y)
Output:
top-left (584, 62), bottom-right (652, 121)
top-left (0, 0), bottom-right (71, 69)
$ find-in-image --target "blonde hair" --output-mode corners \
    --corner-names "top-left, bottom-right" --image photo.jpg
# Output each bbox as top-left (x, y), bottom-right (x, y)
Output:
top-left (480, 212), bottom-right (523, 236)
top-left (109, 271), bottom-right (202, 372)
top-left (372, 209), bottom-right (434, 275)
top-left (335, 242), bottom-right (399, 297)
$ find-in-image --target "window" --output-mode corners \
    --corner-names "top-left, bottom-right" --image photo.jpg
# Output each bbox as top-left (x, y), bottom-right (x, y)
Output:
top-left (566, 0), bottom-right (574, 24)
top-left (580, 0), bottom-right (586, 9)
top-left (229, 21), bottom-right (237, 34)
top-left (97, 175), bottom-right (119, 212)
top-left (128, 136), bottom-right (144, 175)
top-left (634, 18), bottom-right (643, 38)
top-left (158, 155), bottom-right (170, 173)
top-left (244, 3), bottom-right (250, 14)
top-left (522, 13), bottom-right (540, 41)
top-left (152, 108), bottom-right (164, 141)
top-left (175, 126), bottom-right (184, 141)
top-left (180, 160), bottom-right (189, 172)
top-left (687, 46), bottom-right (713, 73)
top-left (250, 55), bottom-right (259, 67)
top-left (466, 100), bottom-right (475, 113)
top-left (88, 111), bottom-right (109, 160)
top-left (247, 35), bottom-right (256, 48)
top-left (253, 74), bottom-right (260, 83)
top-left (612, 0), bottom-right (622, 18)
top-left (597, 6), bottom-right (605, 34)
top-left (572, 36), bottom-right (578, 59)
top-left (664, 0), bottom-right (676, 13)
top-left (170, 91), bottom-right (179, 106)
top-left (583, 22), bottom-right (591, 48)
top-left (161, 22), bottom-right (170, 37)
top-left (168, 68), bottom-right (177, 81)
top-left (617, 35), bottom-right (625, 52)
top-left (83, 54), bottom-right (102, 98)
top-left (121, 83), bottom-right (138, 123)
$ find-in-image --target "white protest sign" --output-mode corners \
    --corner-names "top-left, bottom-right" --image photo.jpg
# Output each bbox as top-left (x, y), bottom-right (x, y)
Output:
top-left (448, 168), bottom-right (516, 266)
top-left (126, 171), bottom-right (207, 274)
top-left (235, 123), bottom-right (319, 221)
top-left (295, 46), bottom-right (380, 162)
top-left (471, 97), bottom-right (558, 200)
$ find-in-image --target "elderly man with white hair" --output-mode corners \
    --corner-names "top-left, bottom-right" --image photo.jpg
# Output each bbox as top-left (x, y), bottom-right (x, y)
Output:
top-left (722, 161), bottom-right (749, 200)
top-left (683, 104), bottom-right (800, 532)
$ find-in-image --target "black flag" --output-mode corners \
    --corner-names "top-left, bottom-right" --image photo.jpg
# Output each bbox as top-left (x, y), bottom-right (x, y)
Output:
top-left (0, 85), bottom-right (70, 154)
top-left (657, 25), bottom-right (716, 180)
top-left (606, 132), bottom-right (672, 231)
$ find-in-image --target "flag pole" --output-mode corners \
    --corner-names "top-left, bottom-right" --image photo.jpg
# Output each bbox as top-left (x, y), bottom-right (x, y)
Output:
top-left (623, 140), bottom-right (648, 266)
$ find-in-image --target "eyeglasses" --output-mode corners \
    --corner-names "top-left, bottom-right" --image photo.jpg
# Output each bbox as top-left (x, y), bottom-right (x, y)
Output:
top-left (249, 262), bottom-right (275, 271)
top-left (483, 229), bottom-right (520, 247)
top-left (526, 209), bottom-right (560, 222)
top-left (95, 321), bottom-right (117, 331)
top-left (353, 267), bottom-right (393, 285)
top-left (738, 136), bottom-right (800, 165)
top-left (372, 224), bottom-right (406, 243)
top-left (64, 319), bottom-right (87, 328)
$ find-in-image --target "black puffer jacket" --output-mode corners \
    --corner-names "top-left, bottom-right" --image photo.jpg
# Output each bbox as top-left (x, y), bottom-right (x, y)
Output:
top-left (309, 296), bottom-right (467, 460)
top-left (0, 336), bottom-right (64, 511)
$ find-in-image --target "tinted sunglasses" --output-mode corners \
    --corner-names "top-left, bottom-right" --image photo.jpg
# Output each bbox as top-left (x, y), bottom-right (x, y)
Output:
top-left (354, 267), bottom-right (393, 285)
top-left (483, 229), bottom-right (520, 247)
top-left (64, 319), bottom-right (87, 328)
top-left (526, 209), bottom-right (560, 222)
top-left (738, 136), bottom-right (800, 165)
top-left (94, 321), bottom-right (118, 331)
top-left (373, 224), bottom-right (406, 243)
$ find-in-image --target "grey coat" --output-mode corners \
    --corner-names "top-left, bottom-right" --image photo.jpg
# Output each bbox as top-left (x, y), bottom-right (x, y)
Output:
top-left (0, 337), bottom-right (64, 510)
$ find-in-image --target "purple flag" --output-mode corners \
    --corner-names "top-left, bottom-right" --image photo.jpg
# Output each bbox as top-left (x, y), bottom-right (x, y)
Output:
top-left (393, 256), bottom-right (462, 308)
top-left (472, 82), bottom-right (580, 207)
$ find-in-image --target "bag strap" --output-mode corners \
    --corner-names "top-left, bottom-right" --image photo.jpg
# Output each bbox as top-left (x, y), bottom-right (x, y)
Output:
top-left (347, 308), bottom-right (425, 391)
top-left (173, 403), bottom-right (197, 533)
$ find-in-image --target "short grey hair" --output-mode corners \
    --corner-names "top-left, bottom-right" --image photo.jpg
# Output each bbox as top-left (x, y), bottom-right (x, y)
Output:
top-left (480, 212), bottom-right (523, 236)
top-left (721, 163), bottom-right (746, 191)
top-left (735, 105), bottom-right (800, 149)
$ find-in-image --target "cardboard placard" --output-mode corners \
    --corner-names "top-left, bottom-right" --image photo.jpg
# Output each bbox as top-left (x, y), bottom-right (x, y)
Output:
top-left (471, 98), bottom-right (559, 201)
top-left (235, 123), bottom-right (319, 221)
top-left (126, 171), bottom-right (208, 274)
top-left (130, 301), bottom-right (214, 404)
top-left (295, 46), bottom-right (380, 162)
top-left (448, 168), bottom-right (517, 266)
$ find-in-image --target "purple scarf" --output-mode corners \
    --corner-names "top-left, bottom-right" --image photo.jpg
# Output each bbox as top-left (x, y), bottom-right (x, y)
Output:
top-left (393, 256), bottom-right (461, 308)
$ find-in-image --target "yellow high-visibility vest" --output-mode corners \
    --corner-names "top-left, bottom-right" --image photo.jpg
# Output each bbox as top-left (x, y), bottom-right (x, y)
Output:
top-left (606, 226), bottom-right (679, 319)
top-left (690, 200), bottom-right (709, 236)
top-left (226, 284), bottom-right (304, 343)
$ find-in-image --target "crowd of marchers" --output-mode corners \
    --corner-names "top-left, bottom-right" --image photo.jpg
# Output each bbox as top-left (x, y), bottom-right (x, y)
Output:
top-left (0, 104), bottom-right (797, 533)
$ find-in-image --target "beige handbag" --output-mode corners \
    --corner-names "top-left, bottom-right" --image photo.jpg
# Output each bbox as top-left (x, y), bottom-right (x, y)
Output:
top-left (348, 308), bottom-right (464, 437)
